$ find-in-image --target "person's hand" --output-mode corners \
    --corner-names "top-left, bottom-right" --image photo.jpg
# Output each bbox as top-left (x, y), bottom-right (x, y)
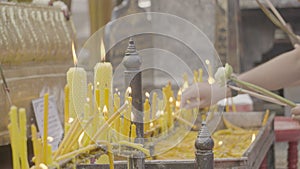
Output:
top-left (291, 104), bottom-right (300, 122)
top-left (181, 82), bottom-right (227, 109)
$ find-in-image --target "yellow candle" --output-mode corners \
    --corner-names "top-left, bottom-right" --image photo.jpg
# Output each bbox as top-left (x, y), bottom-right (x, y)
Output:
top-left (96, 154), bottom-right (110, 164)
top-left (94, 40), bottom-right (113, 111)
top-left (123, 119), bottom-right (131, 137)
top-left (262, 109), bottom-right (270, 126)
top-left (130, 123), bottom-right (137, 142)
top-left (103, 105), bottom-right (109, 121)
top-left (193, 70), bottom-right (199, 83)
top-left (98, 116), bottom-right (108, 141)
top-left (198, 68), bottom-right (203, 82)
top-left (87, 83), bottom-right (93, 115)
top-left (8, 124), bottom-right (20, 169)
top-left (64, 85), bottom-right (69, 134)
top-left (159, 114), bottom-right (165, 135)
top-left (67, 43), bottom-right (88, 119)
top-left (37, 138), bottom-right (43, 164)
top-left (225, 98), bottom-right (230, 112)
top-left (46, 144), bottom-right (53, 165)
top-left (43, 93), bottom-right (49, 163)
top-left (95, 88), bottom-right (100, 109)
top-left (84, 103), bottom-right (90, 121)
top-left (104, 87), bottom-right (110, 116)
top-left (182, 73), bottom-right (189, 90)
top-left (168, 97), bottom-right (174, 128)
top-left (31, 124), bottom-right (40, 167)
top-left (176, 90), bottom-right (182, 111)
top-left (231, 97), bottom-right (237, 112)
top-left (114, 93), bottom-right (120, 132)
top-left (144, 98), bottom-right (150, 131)
top-left (19, 108), bottom-right (29, 169)
top-left (151, 92), bottom-right (157, 120)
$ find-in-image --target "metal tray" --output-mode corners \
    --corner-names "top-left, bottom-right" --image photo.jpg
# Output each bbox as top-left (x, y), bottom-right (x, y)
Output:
top-left (77, 111), bottom-right (275, 169)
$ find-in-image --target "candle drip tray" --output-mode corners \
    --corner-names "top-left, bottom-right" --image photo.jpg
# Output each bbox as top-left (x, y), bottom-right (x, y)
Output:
top-left (77, 111), bottom-right (275, 169)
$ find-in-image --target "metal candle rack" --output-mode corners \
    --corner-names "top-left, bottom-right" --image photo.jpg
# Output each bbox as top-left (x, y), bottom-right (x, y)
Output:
top-left (123, 38), bottom-right (145, 169)
top-left (103, 38), bottom-right (214, 169)
top-left (77, 38), bottom-right (275, 169)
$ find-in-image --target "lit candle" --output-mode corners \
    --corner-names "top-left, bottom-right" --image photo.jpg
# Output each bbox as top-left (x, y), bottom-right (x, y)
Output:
top-left (19, 108), bottom-right (29, 169)
top-left (103, 105), bottom-right (109, 121)
top-left (176, 90), bottom-right (182, 111)
top-left (114, 93), bottom-right (120, 132)
top-left (64, 85), bottom-right (70, 134)
top-left (182, 73), bottom-right (189, 90)
top-left (130, 123), bottom-right (137, 142)
top-left (168, 97), bottom-right (174, 128)
top-left (67, 42), bottom-right (87, 119)
top-left (206, 60), bottom-right (215, 84)
top-left (43, 93), bottom-right (49, 163)
top-left (123, 96), bottom-right (132, 137)
top-left (144, 93), bottom-right (150, 132)
top-left (94, 39), bottom-right (112, 112)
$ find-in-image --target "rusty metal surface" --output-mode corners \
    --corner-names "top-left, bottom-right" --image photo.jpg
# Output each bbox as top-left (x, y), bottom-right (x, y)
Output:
top-left (0, 2), bottom-right (75, 145)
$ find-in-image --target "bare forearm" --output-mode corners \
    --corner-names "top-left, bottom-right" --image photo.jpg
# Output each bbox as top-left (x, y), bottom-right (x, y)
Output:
top-left (238, 48), bottom-right (300, 90)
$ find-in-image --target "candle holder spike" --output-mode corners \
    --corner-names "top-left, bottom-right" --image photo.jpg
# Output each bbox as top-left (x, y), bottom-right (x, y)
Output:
top-left (195, 121), bottom-right (214, 169)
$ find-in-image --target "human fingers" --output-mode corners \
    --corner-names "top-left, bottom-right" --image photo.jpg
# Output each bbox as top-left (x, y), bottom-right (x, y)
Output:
top-left (291, 105), bottom-right (300, 115)
top-left (181, 84), bottom-right (201, 108)
top-left (292, 115), bottom-right (300, 123)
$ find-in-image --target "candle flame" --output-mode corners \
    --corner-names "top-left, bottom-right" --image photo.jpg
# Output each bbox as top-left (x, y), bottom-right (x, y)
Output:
top-left (39, 163), bottom-right (48, 169)
top-left (176, 101), bottom-right (180, 107)
top-left (68, 117), bottom-right (74, 123)
top-left (100, 39), bottom-right (106, 62)
top-left (169, 97), bottom-right (173, 103)
top-left (86, 97), bottom-right (90, 102)
top-left (145, 92), bottom-right (150, 98)
top-left (47, 136), bottom-right (54, 142)
top-left (251, 133), bottom-right (256, 143)
top-left (177, 90), bottom-right (182, 96)
top-left (78, 132), bottom-right (85, 146)
top-left (103, 105), bottom-right (108, 113)
top-left (115, 88), bottom-right (119, 92)
top-left (150, 122), bottom-right (153, 128)
top-left (218, 140), bottom-right (223, 146)
top-left (72, 42), bottom-right (78, 66)
top-left (127, 87), bottom-right (132, 95)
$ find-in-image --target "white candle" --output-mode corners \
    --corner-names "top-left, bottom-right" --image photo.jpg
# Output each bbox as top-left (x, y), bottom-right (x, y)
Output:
top-left (67, 42), bottom-right (87, 119)
top-left (94, 40), bottom-right (113, 112)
